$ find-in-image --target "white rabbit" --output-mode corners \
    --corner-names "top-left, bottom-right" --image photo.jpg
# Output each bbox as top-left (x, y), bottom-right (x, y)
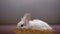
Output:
top-left (16, 13), bottom-right (52, 30)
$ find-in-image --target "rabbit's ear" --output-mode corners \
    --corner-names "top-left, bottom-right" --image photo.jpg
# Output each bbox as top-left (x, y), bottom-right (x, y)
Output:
top-left (26, 16), bottom-right (30, 20)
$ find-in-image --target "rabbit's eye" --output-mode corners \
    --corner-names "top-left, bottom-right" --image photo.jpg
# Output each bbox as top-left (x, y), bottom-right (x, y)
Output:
top-left (21, 24), bottom-right (23, 27)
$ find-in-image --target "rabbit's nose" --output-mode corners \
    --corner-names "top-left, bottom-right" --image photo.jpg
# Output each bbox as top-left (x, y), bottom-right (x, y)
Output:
top-left (21, 24), bottom-right (23, 27)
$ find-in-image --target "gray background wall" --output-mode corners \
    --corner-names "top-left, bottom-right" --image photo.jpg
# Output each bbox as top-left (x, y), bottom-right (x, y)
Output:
top-left (0, 0), bottom-right (60, 25)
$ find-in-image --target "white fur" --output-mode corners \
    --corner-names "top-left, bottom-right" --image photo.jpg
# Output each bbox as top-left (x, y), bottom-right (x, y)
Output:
top-left (16, 19), bottom-right (52, 30)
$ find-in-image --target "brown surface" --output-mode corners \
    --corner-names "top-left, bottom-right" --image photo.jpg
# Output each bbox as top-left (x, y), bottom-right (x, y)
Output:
top-left (15, 28), bottom-right (53, 34)
top-left (0, 25), bottom-right (60, 34)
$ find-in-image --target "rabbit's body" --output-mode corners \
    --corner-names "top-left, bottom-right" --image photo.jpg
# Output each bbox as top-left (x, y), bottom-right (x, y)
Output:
top-left (26, 19), bottom-right (52, 30)
top-left (16, 19), bottom-right (52, 30)
top-left (16, 13), bottom-right (52, 30)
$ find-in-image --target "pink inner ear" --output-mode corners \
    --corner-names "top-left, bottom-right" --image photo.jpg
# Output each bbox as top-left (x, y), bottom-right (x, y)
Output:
top-left (24, 13), bottom-right (31, 19)
top-left (21, 13), bottom-right (31, 25)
